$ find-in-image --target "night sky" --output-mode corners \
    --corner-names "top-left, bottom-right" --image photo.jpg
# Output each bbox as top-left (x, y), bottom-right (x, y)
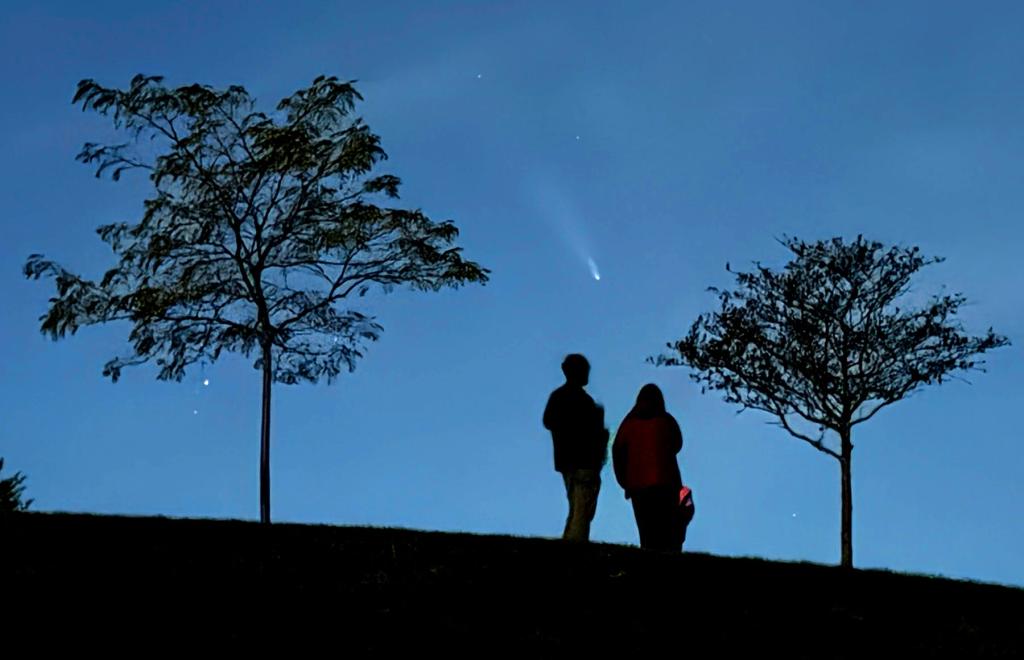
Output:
top-left (2, 1), bottom-right (1021, 586)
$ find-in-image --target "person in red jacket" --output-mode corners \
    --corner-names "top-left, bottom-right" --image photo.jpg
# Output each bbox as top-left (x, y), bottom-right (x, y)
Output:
top-left (612, 383), bottom-right (684, 551)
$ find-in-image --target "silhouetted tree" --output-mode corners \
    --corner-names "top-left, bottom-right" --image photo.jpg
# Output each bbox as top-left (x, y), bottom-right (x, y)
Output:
top-left (25, 75), bottom-right (489, 523)
top-left (653, 236), bottom-right (1007, 568)
top-left (0, 458), bottom-right (33, 513)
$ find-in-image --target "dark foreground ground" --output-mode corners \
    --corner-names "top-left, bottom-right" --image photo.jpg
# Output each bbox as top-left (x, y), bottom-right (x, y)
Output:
top-left (2, 513), bottom-right (1021, 656)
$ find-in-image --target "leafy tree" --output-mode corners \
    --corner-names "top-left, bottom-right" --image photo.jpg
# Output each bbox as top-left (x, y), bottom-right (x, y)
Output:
top-left (0, 458), bottom-right (33, 513)
top-left (654, 236), bottom-right (1008, 567)
top-left (25, 74), bottom-right (489, 523)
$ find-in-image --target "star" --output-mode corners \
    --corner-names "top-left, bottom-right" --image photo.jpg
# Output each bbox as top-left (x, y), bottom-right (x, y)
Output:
top-left (202, 378), bottom-right (209, 386)
top-left (476, 73), bottom-right (483, 79)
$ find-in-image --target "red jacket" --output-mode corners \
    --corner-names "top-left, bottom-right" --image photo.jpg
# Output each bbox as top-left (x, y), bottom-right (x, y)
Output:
top-left (612, 414), bottom-right (683, 496)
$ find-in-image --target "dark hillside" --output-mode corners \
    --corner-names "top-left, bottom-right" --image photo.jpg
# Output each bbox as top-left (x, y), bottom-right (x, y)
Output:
top-left (3, 513), bottom-right (1020, 656)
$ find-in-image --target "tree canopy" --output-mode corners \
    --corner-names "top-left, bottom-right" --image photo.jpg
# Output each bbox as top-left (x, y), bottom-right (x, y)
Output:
top-left (26, 74), bottom-right (489, 522)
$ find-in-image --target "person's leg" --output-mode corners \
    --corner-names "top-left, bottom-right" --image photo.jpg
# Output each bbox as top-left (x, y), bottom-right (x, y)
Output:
top-left (633, 487), bottom-right (679, 551)
top-left (631, 489), bottom-right (656, 549)
top-left (574, 469), bottom-right (601, 542)
top-left (564, 469), bottom-right (598, 541)
top-left (562, 472), bottom-right (576, 540)
top-left (655, 487), bottom-right (682, 552)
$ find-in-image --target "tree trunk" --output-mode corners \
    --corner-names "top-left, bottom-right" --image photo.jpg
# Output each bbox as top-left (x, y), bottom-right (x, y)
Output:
top-left (259, 340), bottom-right (273, 524)
top-left (839, 426), bottom-right (853, 568)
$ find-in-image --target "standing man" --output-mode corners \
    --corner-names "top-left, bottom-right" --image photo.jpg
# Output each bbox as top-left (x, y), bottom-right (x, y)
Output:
top-left (543, 354), bottom-right (609, 542)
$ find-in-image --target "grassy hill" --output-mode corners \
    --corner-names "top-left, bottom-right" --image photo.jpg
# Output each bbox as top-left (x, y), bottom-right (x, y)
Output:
top-left (2, 512), bottom-right (1021, 656)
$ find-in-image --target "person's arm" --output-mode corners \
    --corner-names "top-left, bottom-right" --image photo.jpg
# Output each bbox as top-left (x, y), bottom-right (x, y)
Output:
top-left (587, 401), bottom-right (605, 462)
top-left (667, 415), bottom-right (683, 454)
top-left (542, 391), bottom-right (558, 431)
top-left (612, 425), bottom-right (628, 489)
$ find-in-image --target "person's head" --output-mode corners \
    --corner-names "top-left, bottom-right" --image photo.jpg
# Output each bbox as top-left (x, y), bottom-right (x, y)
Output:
top-left (561, 353), bottom-right (590, 386)
top-left (631, 383), bottom-right (666, 418)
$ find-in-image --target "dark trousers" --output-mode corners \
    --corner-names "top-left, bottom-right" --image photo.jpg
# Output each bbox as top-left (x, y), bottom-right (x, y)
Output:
top-left (630, 485), bottom-right (681, 552)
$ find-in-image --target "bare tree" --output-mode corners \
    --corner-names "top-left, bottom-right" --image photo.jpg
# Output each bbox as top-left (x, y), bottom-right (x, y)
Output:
top-left (654, 236), bottom-right (1007, 567)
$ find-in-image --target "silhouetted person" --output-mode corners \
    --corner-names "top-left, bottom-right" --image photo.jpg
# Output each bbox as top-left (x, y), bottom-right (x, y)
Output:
top-left (613, 384), bottom-right (684, 551)
top-left (543, 354), bottom-right (609, 542)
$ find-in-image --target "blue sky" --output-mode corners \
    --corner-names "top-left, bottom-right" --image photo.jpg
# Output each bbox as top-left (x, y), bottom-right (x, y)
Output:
top-left (1, 1), bottom-right (1021, 586)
